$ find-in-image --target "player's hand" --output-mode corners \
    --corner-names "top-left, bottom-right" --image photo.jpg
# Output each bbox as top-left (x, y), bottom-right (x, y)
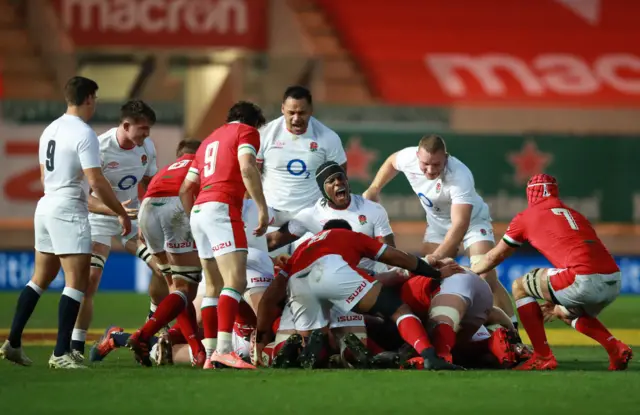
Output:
top-left (437, 263), bottom-right (465, 278)
top-left (250, 331), bottom-right (267, 367)
top-left (118, 214), bottom-right (132, 237)
top-left (254, 209), bottom-right (270, 236)
top-left (540, 302), bottom-right (557, 323)
top-left (272, 254), bottom-right (290, 270)
top-left (121, 199), bottom-right (138, 219)
top-left (362, 187), bottom-right (380, 202)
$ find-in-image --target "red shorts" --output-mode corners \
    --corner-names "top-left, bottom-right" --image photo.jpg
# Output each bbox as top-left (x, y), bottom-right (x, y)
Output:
top-left (400, 276), bottom-right (439, 315)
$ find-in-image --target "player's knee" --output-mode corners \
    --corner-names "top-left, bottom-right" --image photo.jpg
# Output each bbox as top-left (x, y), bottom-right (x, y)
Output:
top-left (90, 253), bottom-right (106, 271)
top-left (511, 277), bottom-right (526, 299)
top-left (136, 244), bottom-right (153, 265)
top-left (429, 306), bottom-right (461, 332)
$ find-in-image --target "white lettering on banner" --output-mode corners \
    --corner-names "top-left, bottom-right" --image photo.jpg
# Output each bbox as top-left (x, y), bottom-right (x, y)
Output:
top-left (425, 53), bottom-right (640, 97)
top-left (62, 0), bottom-right (248, 35)
top-left (0, 253), bottom-right (64, 290)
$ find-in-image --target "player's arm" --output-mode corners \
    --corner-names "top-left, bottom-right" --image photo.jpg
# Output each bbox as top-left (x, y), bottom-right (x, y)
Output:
top-left (239, 135), bottom-right (269, 234)
top-left (39, 165), bottom-right (44, 187)
top-left (88, 194), bottom-right (117, 216)
top-left (140, 175), bottom-right (153, 191)
top-left (266, 223), bottom-right (300, 251)
top-left (431, 203), bottom-right (472, 259)
top-left (179, 168), bottom-right (199, 216)
top-left (363, 152), bottom-right (400, 201)
top-left (255, 272), bottom-right (288, 345)
top-left (470, 239), bottom-right (516, 275)
top-left (372, 202), bottom-right (396, 248)
top-left (85, 169), bottom-right (129, 220)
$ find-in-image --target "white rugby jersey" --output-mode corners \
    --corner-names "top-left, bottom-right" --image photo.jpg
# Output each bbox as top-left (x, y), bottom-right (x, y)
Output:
top-left (242, 199), bottom-right (276, 252)
top-left (247, 247), bottom-right (275, 279)
top-left (95, 128), bottom-right (158, 210)
top-left (257, 116), bottom-right (347, 214)
top-left (288, 194), bottom-right (393, 272)
top-left (393, 147), bottom-right (490, 230)
top-left (36, 114), bottom-right (101, 216)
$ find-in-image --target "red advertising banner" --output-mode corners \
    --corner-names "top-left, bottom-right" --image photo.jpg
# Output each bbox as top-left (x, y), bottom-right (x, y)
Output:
top-left (318, 0), bottom-right (640, 106)
top-left (51, 0), bottom-right (268, 50)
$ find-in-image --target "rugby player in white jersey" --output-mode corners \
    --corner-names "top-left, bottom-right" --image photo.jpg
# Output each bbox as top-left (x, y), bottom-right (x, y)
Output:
top-left (70, 100), bottom-right (162, 359)
top-left (0, 77), bottom-right (131, 369)
top-left (363, 135), bottom-right (517, 326)
top-left (257, 86), bottom-right (347, 254)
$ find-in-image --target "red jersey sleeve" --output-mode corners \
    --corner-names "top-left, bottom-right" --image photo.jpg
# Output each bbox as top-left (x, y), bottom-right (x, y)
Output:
top-left (188, 156), bottom-right (200, 175)
top-left (353, 232), bottom-right (388, 260)
top-left (503, 212), bottom-right (526, 247)
top-left (237, 127), bottom-right (260, 158)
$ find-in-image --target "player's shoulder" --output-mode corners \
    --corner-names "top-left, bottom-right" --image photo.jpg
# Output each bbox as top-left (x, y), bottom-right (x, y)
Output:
top-left (310, 117), bottom-right (340, 140)
top-left (445, 156), bottom-right (473, 178)
top-left (359, 196), bottom-right (387, 214)
top-left (97, 127), bottom-right (116, 141)
top-left (395, 146), bottom-right (419, 167)
top-left (259, 116), bottom-right (284, 136)
top-left (141, 137), bottom-right (157, 153)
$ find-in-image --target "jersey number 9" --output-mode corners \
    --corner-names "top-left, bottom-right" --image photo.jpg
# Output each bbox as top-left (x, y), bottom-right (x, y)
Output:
top-left (45, 140), bottom-right (56, 172)
top-left (203, 141), bottom-right (219, 178)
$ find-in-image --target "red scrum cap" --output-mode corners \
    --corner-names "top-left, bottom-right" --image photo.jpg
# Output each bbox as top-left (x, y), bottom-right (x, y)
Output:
top-left (526, 174), bottom-right (558, 205)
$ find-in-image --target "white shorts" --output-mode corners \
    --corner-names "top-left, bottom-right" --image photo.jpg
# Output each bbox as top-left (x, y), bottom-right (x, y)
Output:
top-left (89, 213), bottom-right (139, 248)
top-left (470, 325), bottom-right (491, 342)
top-left (34, 213), bottom-right (91, 255)
top-left (268, 209), bottom-right (313, 256)
top-left (424, 219), bottom-right (495, 250)
top-left (548, 269), bottom-right (621, 317)
top-left (190, 201), bottom-right (247, 259)
top-left (138, 197), bottom-right (194, 254)
top-left (196, 248), bottom-right (273, 296)
top-left (277, 302), bottom-right (365, 331)
top-left (435, 272), bottom-right (493, 328)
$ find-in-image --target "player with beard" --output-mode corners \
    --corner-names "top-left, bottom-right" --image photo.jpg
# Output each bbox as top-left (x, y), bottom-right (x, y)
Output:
top-left (257, 86), bottom-right (347, 256)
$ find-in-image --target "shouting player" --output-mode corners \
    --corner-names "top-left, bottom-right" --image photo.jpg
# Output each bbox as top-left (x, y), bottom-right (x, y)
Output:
top-left (126, 139), bottom-right (205, 367)
top-left (258, 86), bottom-right (347, 254)
top-left (364, 134), bottom-right (516, 326)
top-left (471, 174), bottom-right (632, 370)
top-left (180, 101), bottom-right (269, 369)
top-left (254, 219), bottom-right (465, 370)
top-left (70, 100), bottom-right (163, 359)
top-left (0, 77), bottom-right (131, 369)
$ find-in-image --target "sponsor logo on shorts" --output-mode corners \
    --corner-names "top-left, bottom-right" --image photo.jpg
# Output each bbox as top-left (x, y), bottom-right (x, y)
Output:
top-left (310, 141), bottom-right (318, 152)
top-left (106, 161), bottom-right (120, 169)
top-left (358, 215), bottom-right (367, 225)
top-left (337, 314), bottom-right (364, 323)
top-left (250, 277), bottom-right (272, 284)
top-left (166, 241), bottom-right (193, 249)
top-left (212, 241), bottom-right (232, 252)
top-left (345, 281), bottom-right (367, 304)
top-left (141, 155), bottom-right (148, 166)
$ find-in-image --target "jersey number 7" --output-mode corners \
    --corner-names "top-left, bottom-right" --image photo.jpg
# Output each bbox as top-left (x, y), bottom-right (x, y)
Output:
top-left (551, 208), bottom-right (579, 230)
top-left (203, 142), bottom-right (219, 178)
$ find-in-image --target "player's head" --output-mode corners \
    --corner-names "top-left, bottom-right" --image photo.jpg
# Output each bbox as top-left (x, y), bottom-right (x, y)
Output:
top-left (316, 161), bottom-right (349, 207)
top-left (416, 134), bottom-right (448, 180)
top-left (176, 139), bottom-right (201, 156)
top-left (227, 101), bottom-right (266, 129)
top-left (64, 76), bottom-right (99, 119)
top-left (323, 219), bottom-right (352, 231)
top-left (282, 86), bottom-right (312, 135)
top-left (526, 173), bottom-right (559, 205)
top-left (120, 100), bottom-right (156, 146)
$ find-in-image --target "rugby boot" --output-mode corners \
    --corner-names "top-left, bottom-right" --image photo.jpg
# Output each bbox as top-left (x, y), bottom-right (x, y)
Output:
top-left (70, 350), bottom-right (85, 364)
top-left (608, 341), bottom-right (633, 371)
top-left (298, 329), bottom-right (329, 369)
top-left (514, 353), bottom-right (558, 371)
top-left (421, 347), bottom-right (464, 370)
top-left (210, 350), bottom-right (256, 369)
top-left (370, 351), bottom-right (402, 369)
top-left (272, 334), bottom-right (303, 369)
top-left (192, 350), bottom-right (207, 368)
top-left (89, 325), bottom-right (124, 362)
top-left (127, 330), bottom-right (152, 367)
top-left (0, 340), bottom-right (32, 366)
top-left (506, 328), bottom-right (532, 363)
top-left (49, 353), bottom-right (87, 369)
top-left (488, 327), bottom-right (518, 368)
top-left (342, 333), bottom-right (371, 369)
top-left (155, 334), bottom-right (173, 366)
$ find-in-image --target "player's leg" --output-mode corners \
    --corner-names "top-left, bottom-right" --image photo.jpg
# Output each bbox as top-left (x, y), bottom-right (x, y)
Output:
top-left (72, 240), bottom-right (110, 357)
top-left (511, 267), bottom-right (558, 370)
top-left (329, 309), bottom-right (369, 369)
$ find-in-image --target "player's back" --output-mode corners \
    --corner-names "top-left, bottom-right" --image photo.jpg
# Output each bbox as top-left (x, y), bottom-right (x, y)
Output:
top-left (145, 154), bottom-right (195, 198)
top-left (193, 123), bottom-right (259, 208)
top-left (286, 229), bottom-right (385, 276)
top-left (38, 114), bottom-right (98, 210)
top-left (523, 198), bottom-right (618, 275)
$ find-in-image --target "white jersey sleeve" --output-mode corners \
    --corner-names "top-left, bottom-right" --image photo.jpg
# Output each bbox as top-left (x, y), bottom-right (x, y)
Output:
top-left (324, 130), bottom-right (347, 166)
top-left (448, 166), bottom-right (476, 205)
top-left (287, 207), bottom-right (315, 237)
top-left (76, 130), bottom-right (101, 170)
top-left (392, 146), bottom-right (418, 172)
top-left (143, 139), bottom-right (158, 177)
top-left (369, 201), bottom-right (393, 238)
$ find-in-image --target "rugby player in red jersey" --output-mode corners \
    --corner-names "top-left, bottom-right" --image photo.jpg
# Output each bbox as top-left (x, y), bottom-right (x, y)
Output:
top-left (472, 174), bottom-right (632, 370)
top-left (254, 219), bottom-right (465, 370)
top-left (124, 140), bottom-right (205, 366)
top-left (180, 101), bottom-right (269, 370)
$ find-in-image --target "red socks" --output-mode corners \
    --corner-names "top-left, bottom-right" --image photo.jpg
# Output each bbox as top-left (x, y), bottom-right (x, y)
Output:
top-left (140, 292), bottom-right (186, 339)
top-left (573, 316), bottom-right (617, 354)
top-left (516, 297), bottom-right (552, 356)
top-left (216, 289), bottom-right (242, 354)
top-left (177, 302), bottom-right (203, 356)
top-left (432, 322), bottom-right (457, 360)
top-left (396, 314), bottom-right (432, 354)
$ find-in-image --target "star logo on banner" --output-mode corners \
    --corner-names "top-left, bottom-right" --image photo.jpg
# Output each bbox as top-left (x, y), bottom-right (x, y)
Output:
top-left (344, 136), bottom-right (378, 182)
top-left (507, 140), bottom-right (553, 185)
